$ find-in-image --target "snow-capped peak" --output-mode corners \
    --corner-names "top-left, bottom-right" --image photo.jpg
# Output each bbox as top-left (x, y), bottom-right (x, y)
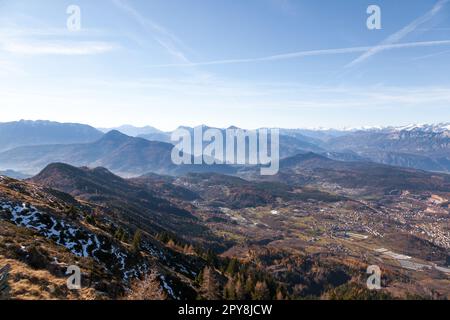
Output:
top-left (391, 123), bottom-right (450, 133)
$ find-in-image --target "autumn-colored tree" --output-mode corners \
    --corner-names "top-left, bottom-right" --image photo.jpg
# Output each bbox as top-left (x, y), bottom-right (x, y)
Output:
top-left (167, 239), bottom-right (176, 248)
top-left (224, 278), bottom-right (236, 300)
top-left (200, 267), bottom-right (221, 300)
top-left (184, 244), bottom-right (195, 255)
top-left (276, 289), bottom-right (285, 300)
top-left (127, 272), bottom-right (167, 300)
top-left (252, 281), bottom-right (271, 300)
top-left (245, 275), bottom-right (255, 296)
top-left (234, 278), bottom-right (246, 300)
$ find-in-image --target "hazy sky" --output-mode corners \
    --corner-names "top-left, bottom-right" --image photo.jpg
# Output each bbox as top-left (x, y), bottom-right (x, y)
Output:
top-left (0, 0), bottom-right (449, 130)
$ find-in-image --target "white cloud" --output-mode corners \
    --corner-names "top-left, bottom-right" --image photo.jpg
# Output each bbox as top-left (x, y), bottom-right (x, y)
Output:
top-left (0, 27), bottom-right (106, 38)
top-left (0, 24), bottom-right (119, 56)
top-left (1, 40), bottom-right (118, 55)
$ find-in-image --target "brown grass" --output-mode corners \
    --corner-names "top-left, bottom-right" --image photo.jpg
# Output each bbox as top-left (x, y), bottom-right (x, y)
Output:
top-left (0, 255), bottom-right (99, 300)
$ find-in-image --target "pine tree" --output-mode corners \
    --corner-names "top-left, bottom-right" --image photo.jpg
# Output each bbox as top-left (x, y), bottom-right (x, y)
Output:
top-left (66, 205), bottom-right (78, 220)
top-left (86, 214), bottom-right (96, 225)
top-left (132, 229), bottom-right (142, 253)
top-left (114, 227), bottom-right (124, 241)
top-left (205, 250), bottom-right (218, 266)
top-left (226, 258), bottom-right (239, 275)
top-left (121, 231), bottom-right (128, 242)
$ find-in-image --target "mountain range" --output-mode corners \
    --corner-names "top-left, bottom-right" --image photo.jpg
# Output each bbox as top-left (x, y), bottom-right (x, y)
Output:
top-left (0, 130), bottom-right (236, 177)
top-left (1, 120), bottom-right (449, 176)
top-left (134, 123), bottom-right (450, 173)
top-left (0, 120), bottom-right (103, 152)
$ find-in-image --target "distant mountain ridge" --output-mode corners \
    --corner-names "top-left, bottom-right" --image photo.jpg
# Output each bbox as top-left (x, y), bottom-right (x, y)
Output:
top-left (0, 120), bottom-right (103, 152)
top-left (0, 130), bottom-right (237, 176)
top-left (137, 125), bottom-right (325, 158)
top-left (323, 124), bottom-right (450, 172)
top-left (0, 169), bottom-right (30, 180)
top-left (1, 120), bottom-right (449, 175)
top-left (133, 124), bottom-right (450, 172)
top-left (98, 124), bottom-right (164, 137)
top-left (389, 123), bottom-right (450, 133)
top-left (0, 130), bottom-right (175, 176)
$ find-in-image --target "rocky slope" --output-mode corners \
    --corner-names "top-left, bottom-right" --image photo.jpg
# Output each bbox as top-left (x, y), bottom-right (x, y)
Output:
top-left (0, 174), bottom-right (208, 300)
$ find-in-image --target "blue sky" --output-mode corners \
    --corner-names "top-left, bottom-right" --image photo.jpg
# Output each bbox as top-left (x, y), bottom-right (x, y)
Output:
top-left (0, 0), bottom-right (449, 130)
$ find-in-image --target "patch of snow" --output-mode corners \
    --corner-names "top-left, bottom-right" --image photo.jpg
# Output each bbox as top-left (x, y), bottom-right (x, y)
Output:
top-left (1, 200), bottom-right (138, 278)
top-left (160, 275), bottom-right (178, 300)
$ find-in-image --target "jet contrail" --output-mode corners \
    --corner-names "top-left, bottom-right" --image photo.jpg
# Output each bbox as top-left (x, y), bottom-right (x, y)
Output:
top-left (147, 40), bottom-right (450, 68)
